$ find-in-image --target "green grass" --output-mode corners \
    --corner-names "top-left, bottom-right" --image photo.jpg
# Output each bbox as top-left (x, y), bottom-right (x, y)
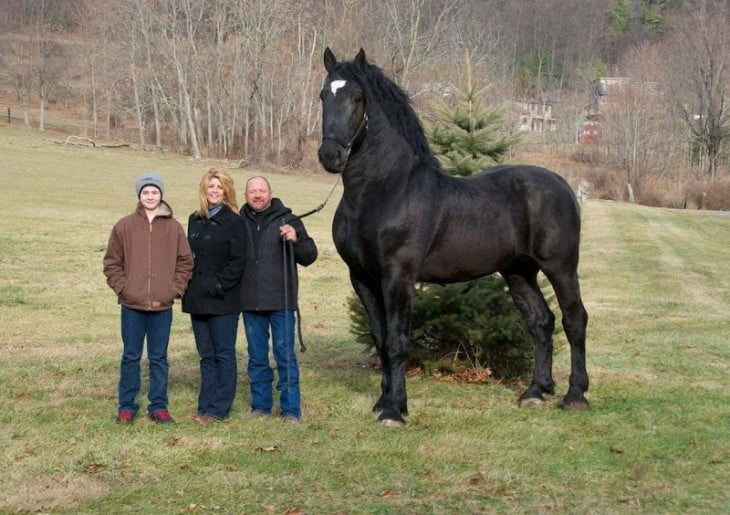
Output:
top-left (0, 125), bottom-right (728, 513)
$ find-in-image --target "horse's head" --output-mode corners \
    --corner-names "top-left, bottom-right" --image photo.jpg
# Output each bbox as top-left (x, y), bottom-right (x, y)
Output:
top-left (317, 47), bottom-right (369, 174)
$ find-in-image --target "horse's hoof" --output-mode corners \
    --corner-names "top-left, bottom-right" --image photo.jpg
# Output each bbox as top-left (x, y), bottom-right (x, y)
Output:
top-left (372, 400), bottom-right (385, 413)
top-left (518, 396), bottom-right (546, 408)
top-left (559, 398), bottom-right (589, 411)
top-left (378, 418), bottom-right (406, 428)
top-left (377, 408), bottom-right (406, 426)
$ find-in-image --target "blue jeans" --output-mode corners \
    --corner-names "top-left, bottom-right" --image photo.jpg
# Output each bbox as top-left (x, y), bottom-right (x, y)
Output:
top-left (119, 306), bottom-right (172, 414)
top-left (243, 310), bottom-right (300, 418)
top-left (190, 313), bottom-right (239, 419)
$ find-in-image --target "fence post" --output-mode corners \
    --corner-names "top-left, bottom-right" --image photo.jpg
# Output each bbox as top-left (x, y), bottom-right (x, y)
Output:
top-left (576, 179), bottom-right (590, 208)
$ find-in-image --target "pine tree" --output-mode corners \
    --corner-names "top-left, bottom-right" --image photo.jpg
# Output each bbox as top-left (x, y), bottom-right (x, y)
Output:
top-left (425, 50), bottom-right (521, 177)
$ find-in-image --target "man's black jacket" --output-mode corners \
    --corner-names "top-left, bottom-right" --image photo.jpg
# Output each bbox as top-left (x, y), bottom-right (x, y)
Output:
top-left (240, 198), bottom-right (317, 311)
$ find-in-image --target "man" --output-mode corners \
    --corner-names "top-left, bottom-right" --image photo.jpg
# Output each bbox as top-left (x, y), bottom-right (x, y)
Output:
top-left (103, 171), bottom-right (193, 424)
top-left (240, 176), bottom-right (317, 421)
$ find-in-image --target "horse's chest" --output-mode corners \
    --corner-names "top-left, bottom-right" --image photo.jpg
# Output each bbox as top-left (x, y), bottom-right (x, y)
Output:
top-left (333, 211), bottom-right (384, 263)
top-left (334, 213), bottom-right (365, 250)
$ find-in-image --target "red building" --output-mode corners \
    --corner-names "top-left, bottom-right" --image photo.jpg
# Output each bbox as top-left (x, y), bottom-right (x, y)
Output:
top-left (578, 120), bottom-right (601, 143)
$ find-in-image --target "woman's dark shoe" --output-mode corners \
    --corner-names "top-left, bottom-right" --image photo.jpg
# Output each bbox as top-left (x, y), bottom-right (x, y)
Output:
top-left (187, 413), bottom-right (218, 425)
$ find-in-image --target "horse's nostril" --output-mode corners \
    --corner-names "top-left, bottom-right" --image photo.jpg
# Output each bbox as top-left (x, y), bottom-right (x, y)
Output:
top-left (318, 141), bottom-right (343, 162)
top-left (318, 143), bottom-right (345, 173)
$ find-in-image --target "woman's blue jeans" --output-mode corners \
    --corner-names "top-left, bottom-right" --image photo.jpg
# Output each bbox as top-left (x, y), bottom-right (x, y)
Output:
top-left (190, 313), bottom-right (239, 419)
top-left (242, 310), bottom-right (300, 418)
top-left (119, 306), bottom-right (172, 414)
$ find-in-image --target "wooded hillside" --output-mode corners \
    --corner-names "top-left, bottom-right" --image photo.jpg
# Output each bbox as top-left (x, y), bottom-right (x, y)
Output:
top-left (0, 1), bottom-right (727, 207)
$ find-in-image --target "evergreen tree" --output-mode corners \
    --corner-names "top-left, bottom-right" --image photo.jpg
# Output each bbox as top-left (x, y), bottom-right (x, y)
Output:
top-left (425, 50), bottom-right (521, 177)
top-left (347, 278), bottom-right (535, 379)
top-left (517, 50), bottom-right (562, 97)
top-left (608, 0), bottom-right (633, 37)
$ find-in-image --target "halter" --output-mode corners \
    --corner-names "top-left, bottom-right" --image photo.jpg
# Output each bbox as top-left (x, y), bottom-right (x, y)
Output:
top-left (322, 111), bottom-right (369, 160)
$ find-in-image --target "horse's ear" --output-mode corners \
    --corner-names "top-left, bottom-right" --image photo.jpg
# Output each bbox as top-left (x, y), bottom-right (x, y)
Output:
top-left (324, 47), bottom-right (337, 73)
top-left (355, 48), bottom-right (367, 71)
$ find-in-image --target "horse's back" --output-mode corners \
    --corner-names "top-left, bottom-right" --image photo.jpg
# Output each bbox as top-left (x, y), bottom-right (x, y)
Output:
top-left (475, 164), bottom-right (576, 200)
top-left (469, 164), bottom-right (580, 228)
top-left (419, 165), bottom-right (581, 282)
top-left (478, 163), bottom-right (581, 243)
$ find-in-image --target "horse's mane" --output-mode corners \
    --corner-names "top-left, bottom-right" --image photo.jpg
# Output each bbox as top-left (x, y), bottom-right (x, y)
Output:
top-left (337, 60), bottom-right (436, 165)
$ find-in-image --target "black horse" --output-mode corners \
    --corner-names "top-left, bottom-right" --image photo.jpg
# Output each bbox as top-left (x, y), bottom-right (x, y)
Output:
top-left (318, 48), bottom-right (588, 425)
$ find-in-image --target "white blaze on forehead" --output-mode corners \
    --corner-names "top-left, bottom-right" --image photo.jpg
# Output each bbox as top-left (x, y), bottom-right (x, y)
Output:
top-left (330, 80), bottom-right (347, 96)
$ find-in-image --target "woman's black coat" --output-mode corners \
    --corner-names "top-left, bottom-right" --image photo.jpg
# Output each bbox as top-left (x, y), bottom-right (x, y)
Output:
top-left (182, 205), bottom-right (246, 315)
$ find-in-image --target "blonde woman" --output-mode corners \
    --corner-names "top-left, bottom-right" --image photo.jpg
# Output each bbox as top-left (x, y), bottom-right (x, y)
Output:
top-left (182, 169), bottom-right (246, 424)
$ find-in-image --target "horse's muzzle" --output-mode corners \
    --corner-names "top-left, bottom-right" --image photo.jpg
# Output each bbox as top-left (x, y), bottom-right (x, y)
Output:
top-left (318, 138), bottom-right (347, 174)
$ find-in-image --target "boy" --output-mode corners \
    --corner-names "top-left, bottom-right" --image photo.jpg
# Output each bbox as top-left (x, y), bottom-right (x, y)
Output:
top-left (103, 172), bottom-right (193, 424)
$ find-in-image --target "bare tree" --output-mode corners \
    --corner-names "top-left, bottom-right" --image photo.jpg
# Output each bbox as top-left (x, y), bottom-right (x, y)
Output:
top-left (296, 20), bottom-right (320, 153)
top-left (126, 8), bottom-right (147, 149)
top-left (232, 0), bottom-right (293, 159)
top-left (72, 1), bottom-right (105, 138)
top-left (665, 0), bottom-right (729, 180)
top-left (6, 37), bottom-right (33, 128)
top-left (131, 0), bottom-right (166, 150)
top-left (204, 0), bottom-right (231, 156)
top-left (167, 0), bottom-right (204, 158)
top-left (600, 44), bottom-right (675, 187)
top-left (380, 0), bottom-right (464, 90)
top-left (27, 0), bottom-right (63, 132)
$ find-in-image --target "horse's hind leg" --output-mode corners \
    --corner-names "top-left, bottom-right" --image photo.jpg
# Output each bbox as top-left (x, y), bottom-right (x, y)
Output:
top-left (502, 267), bottom-right (556, 407)
top-left (547, 270), bottom-right (589, 410)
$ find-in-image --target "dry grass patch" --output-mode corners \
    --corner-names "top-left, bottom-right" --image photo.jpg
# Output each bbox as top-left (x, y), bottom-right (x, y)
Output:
top-left (1, 473), bottom-right (109, 513)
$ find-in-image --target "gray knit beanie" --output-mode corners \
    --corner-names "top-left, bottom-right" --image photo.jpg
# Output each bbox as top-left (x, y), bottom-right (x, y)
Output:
top-left (135, 172), bottom-right (164, 198)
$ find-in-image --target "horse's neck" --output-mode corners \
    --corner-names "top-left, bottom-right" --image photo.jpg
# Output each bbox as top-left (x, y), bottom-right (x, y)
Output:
top-left (340, 95), bottom-right (440, 197)
top-left (343, 143), bottom-right (436, 213)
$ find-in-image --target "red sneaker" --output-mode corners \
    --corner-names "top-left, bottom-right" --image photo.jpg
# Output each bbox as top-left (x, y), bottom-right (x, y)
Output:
top-left (116, 410), bottom-right (136, 424)
top-left (149, 410), bottom-right (175, 424)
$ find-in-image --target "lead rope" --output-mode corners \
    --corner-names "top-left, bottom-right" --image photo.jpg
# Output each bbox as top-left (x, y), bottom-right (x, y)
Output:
top-left (281, 230), bottom-right (294, 407)
top-left (294, 174), bottom-right (341, 221)
top-left (284, 243), bottom-right (306, 353)
top-left (281, 148), bottom-right (346, 358)
top-left (282, 114), bottom-right (365, 358)
top-left (281, 231), bottom-right (305, 353)
top-left (285, 173), bottom-right (341, 355)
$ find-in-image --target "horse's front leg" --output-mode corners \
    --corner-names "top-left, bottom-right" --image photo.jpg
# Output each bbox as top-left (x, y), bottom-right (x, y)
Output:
top-left (377, 274), bottom-right (414, 425)
top-left (349, 275), bottom-right (390, 414)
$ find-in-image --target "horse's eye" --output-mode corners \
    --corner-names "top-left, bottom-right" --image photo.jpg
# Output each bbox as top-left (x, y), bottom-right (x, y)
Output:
top-left (319, 89), bottom-right (325, 101)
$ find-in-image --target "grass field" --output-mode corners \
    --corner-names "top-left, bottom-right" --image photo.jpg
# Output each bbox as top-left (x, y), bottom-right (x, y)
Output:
top-left (1, 125), bottom-right (728, 513)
